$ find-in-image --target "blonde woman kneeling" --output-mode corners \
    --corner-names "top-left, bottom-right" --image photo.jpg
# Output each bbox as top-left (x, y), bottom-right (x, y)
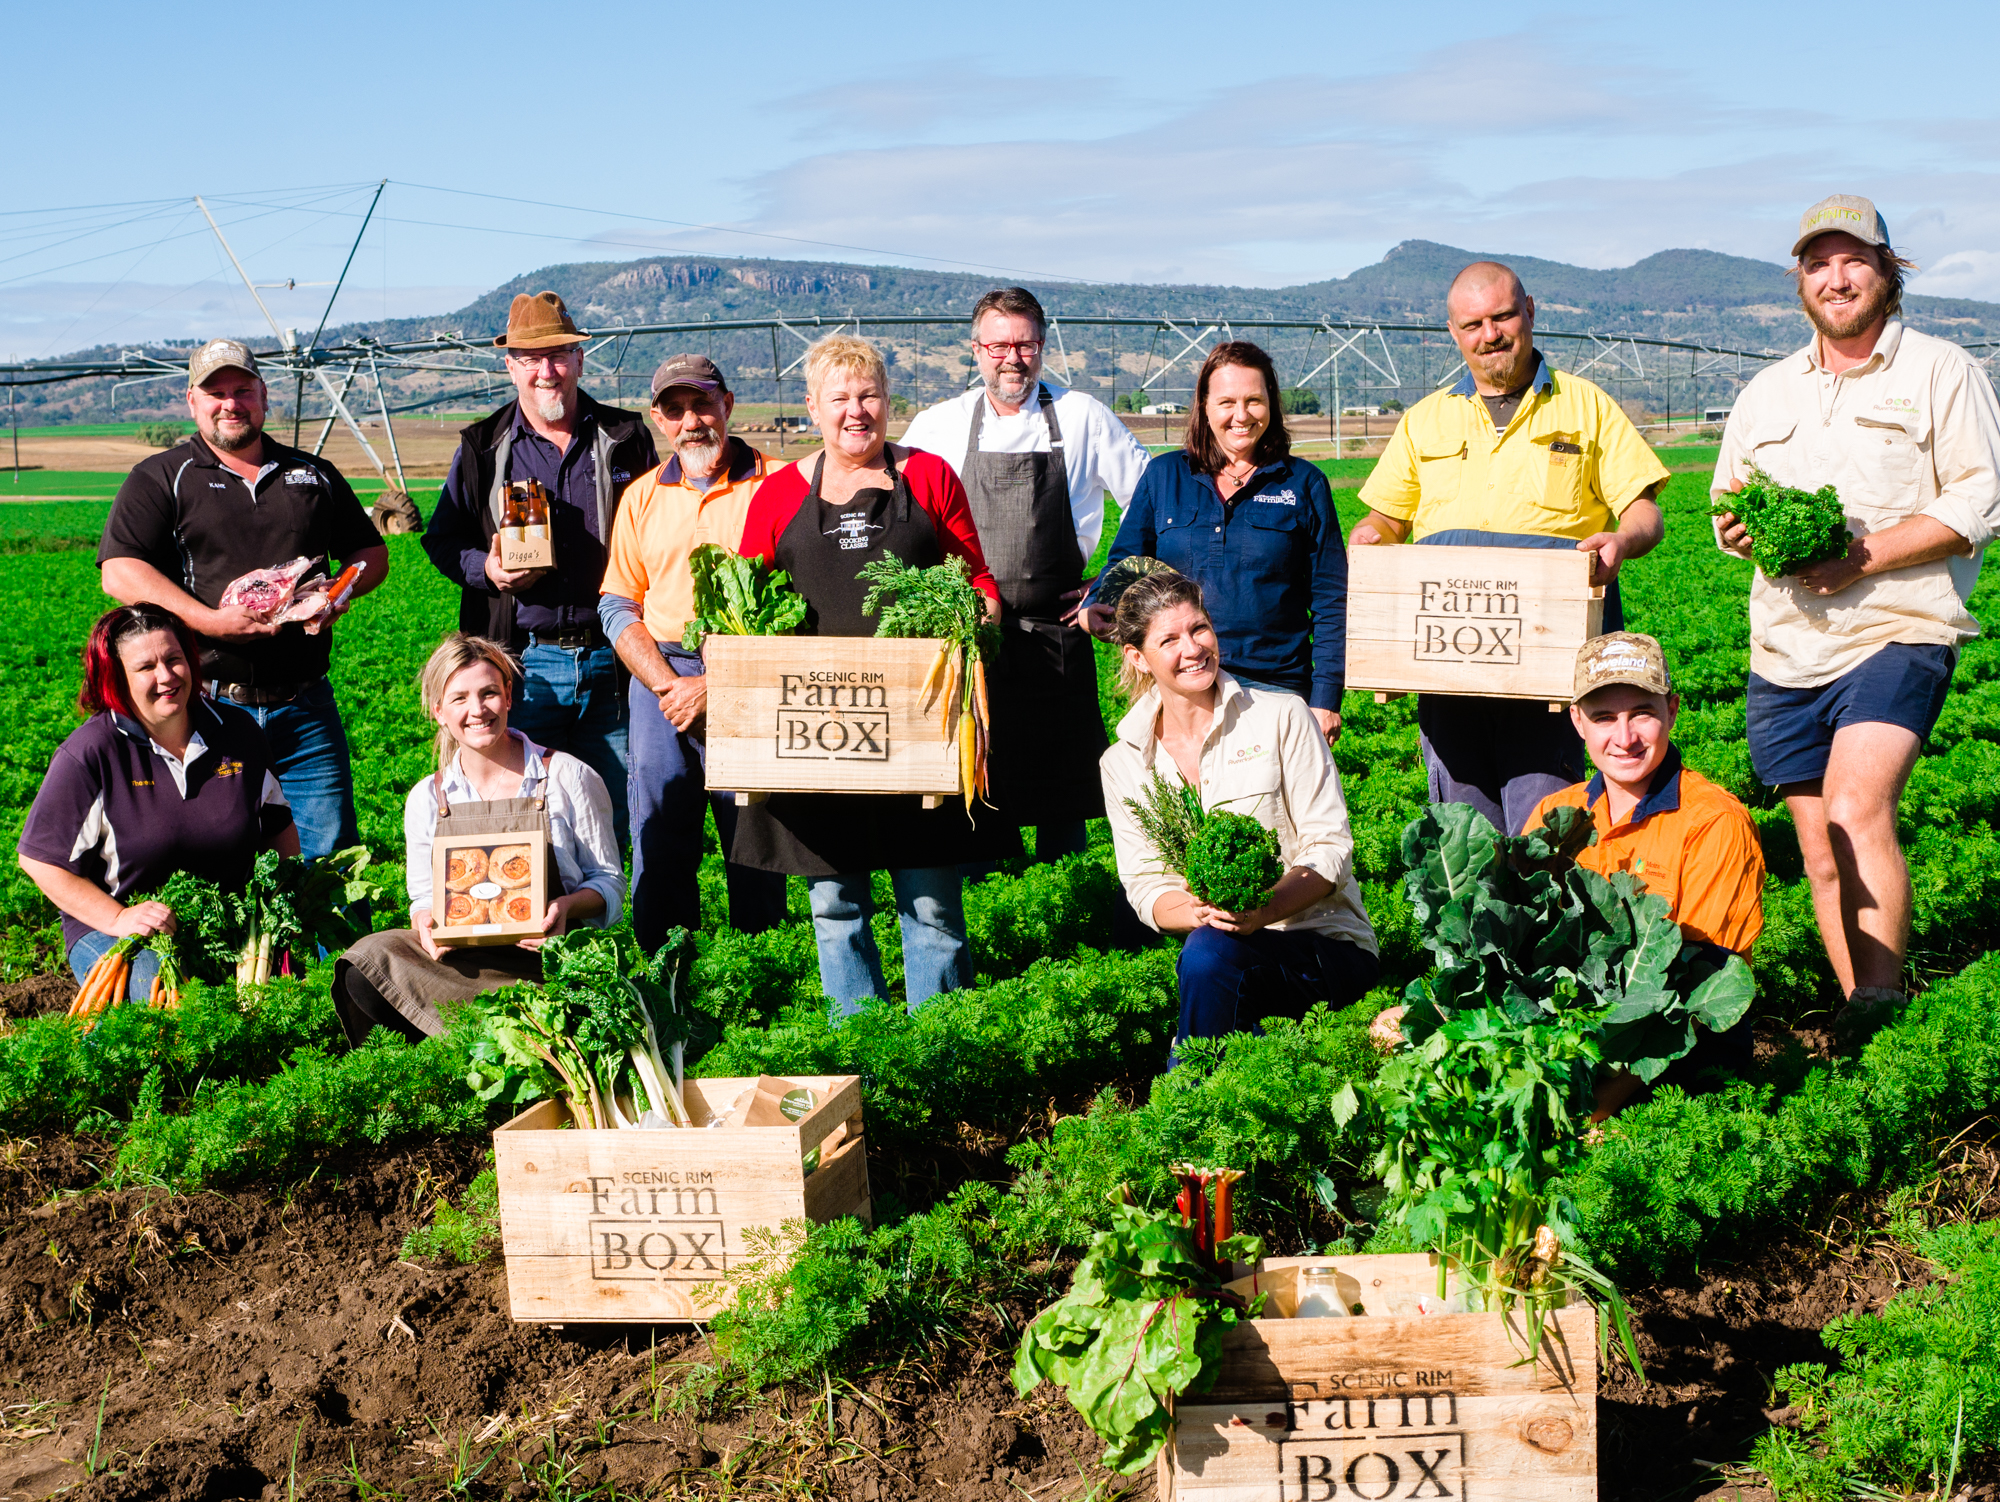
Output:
top-left (1100, 570), bottom-right (1378, 1053)
top-left (333, 635), bottom-right (624, 1045)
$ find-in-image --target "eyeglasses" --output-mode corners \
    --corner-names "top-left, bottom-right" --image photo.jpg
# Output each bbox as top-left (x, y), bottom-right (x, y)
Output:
top-left (507, 347), bottom-right (580, 366)
top-left (972, 340), bottom-right (1044, 359)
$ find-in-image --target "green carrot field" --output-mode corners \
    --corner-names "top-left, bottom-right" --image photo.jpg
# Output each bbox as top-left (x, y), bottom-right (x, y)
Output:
top-left (0, 453), bottom-right (1997, 1498)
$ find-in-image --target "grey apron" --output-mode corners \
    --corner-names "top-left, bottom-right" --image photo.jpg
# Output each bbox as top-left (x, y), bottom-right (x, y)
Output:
top-left (959, 386), bottom-right (1108, 824)
top-left (339, 779), bottom-right (561, 1038)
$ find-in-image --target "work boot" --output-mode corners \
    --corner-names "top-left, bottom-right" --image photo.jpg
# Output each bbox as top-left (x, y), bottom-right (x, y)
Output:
top-left (1832, 986), bottom-right (1905, 1050)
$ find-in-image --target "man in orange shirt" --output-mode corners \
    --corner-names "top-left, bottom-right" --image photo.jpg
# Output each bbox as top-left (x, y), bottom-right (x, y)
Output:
top-left (598, 355), bottom-right (787, 948)
top-left (1527, 632), bottom-right (1765, 1095)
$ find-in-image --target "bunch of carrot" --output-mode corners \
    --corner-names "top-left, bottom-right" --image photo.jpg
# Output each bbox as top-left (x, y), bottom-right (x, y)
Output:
top-left (918, 640), bottom-right (991, 812)
top-left (66, 934), bottom-right (181, 1030)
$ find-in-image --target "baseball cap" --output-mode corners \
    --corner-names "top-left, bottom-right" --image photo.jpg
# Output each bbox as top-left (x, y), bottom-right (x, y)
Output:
top-left (650, 353), bottom-right (725, 401)
top-left (1792, 194), bottom-right (1892, 259)
top-left (1573, 632), bottom-right (1673, 703)
top-left (188, 339), bottom-right (259, 386)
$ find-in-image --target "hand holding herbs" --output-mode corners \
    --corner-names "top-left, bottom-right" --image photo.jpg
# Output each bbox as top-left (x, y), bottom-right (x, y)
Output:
top-left (860, 552), bottom-right (998, 811)
top-left (1124, 770), bottom-right (1285, 914)
top-left (680, 544), bottom-right (808, 649)
top-left (1712, 466), bottom-right (1851, 579)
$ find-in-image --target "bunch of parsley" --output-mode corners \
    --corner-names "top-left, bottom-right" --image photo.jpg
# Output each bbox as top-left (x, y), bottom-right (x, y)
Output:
top-left (1712, 466), bottom-right (1850, 578)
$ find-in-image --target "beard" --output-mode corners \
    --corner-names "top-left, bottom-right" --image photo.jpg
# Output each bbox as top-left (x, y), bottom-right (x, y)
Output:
top-left (985, 363), bottom-right (1036, 403)
top-left (1468, 338), bottom-right (1533, 390)
top-left (675, 432), bottom-right (724, 475)
top-left (534, 393), bottom-right (567, 423)
top-left (207, 415), bottom-right (262, 452)
top-left (1802, 276), bottom-right (1893, 342)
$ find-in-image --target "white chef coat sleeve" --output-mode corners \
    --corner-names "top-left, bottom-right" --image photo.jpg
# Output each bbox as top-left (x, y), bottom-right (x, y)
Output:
top-left (899, 397), bottom-right (969, 480)
top-left (1072, 394), bottom-right (1154, 559)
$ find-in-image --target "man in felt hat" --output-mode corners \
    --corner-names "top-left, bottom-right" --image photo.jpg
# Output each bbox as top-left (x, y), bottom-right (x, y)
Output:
top-left (1713, 194), bottom-right (2000, 1045)
top-left (98, 337), bottom-right (388, 858)
top-left (423, 291), bottom-right (657, 847)
top-left (597, 354), bottom-right (788, 948)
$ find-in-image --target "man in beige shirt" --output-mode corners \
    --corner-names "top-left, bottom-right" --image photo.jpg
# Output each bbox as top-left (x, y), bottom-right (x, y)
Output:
top-left (1714, 193), bottom-right (2000, 1043)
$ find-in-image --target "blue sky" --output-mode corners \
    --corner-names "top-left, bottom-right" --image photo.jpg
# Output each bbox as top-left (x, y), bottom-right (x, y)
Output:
top-left (5, 0), bottom-right (1999, 353)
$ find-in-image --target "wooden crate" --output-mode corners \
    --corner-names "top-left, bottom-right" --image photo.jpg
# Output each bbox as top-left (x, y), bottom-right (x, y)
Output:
top-left (1163, 1254), bottom-right (1597, 1501)
top-left (701, 636), bottom-right (959, 799)
top-left (1345, 544), bottom-right (1603, 706)
top-left (492, 1075), bottom-right (870, 1323)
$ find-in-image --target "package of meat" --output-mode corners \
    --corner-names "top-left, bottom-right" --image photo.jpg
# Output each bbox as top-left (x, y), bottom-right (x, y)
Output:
top-left (219, 556), bottom-right (318, 621)
top-left (276, 560), bottom-right (369, 635)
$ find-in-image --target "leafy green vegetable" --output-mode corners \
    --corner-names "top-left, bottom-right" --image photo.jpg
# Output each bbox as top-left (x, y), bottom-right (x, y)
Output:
top-left (1711, 466), bottom-right (1850, 578)
top-left (461, 929), bottom-right (697, 1129)
top-left (1124, 771), bottom-right (1285, 913)
top-left (680, 544), bottom-right (807, 649)
top-left (1012, 1199), bottom-right (1264, 1473)
top-left (1396, 802), bottom-right (1755, 1084)
top-left (858, 552), bottom-right (996, 661)
top-left (1184, 812), bottom-right (1285, 913)
top-left (152, 847), bottom-right (379, 986)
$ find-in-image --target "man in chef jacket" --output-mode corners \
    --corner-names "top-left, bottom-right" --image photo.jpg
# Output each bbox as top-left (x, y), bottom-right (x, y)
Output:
top-left (901, 287), bottom-right (1152, 865)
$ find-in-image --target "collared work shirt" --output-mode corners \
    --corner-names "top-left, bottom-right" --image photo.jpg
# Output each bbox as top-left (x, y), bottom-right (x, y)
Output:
top-left (1099, 674), bottom-right (1377, 950)
top-left (1360, 355), bottom-right (1668, 542)
top-left (1524, 748), bottom-right (1765, 956)
top-left (598, 439), bottom-right (777, 642)
top-left (1711, 320), bottom-right (2000, 688)
top-left (900, 382), bottom-right (1153, 557)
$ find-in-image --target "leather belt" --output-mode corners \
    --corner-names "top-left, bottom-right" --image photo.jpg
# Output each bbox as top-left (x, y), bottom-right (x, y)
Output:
top-left (209, 677), bottom-right (316, 706)
top-left (528, 626), bottom-right (606, 650)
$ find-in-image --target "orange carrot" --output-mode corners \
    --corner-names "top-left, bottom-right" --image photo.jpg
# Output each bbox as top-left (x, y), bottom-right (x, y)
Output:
top-left (70, 955), bottom-right (113, 1016)
top-left (972, 655), bottom-right (990, 732)
top-left (938, 654), bottom-right (960, 741)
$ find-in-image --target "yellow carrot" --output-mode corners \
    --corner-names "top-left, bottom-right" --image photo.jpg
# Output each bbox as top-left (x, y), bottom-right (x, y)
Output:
top-left (939, 654), bottom-right (960, 741)
top-left (917, 642), bottom-right (950, 712)
top-left (960, 709), bottom-right (977, 811)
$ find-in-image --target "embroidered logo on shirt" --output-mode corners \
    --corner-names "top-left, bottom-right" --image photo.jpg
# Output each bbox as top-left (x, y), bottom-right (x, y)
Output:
top-left (130, 779), bottom-right (154, 788)
top-left (1229, 743), bottom-right (1269, 762)
top-left (282, 466), bottom-right (321, 488)
top-left (826, 511), bottom-right (884, 551)
top-left (214, 758), bottom-right (243, 779)
top-left (612, 469), bottom-right (632, 484)
top-left (1873, 396), bottom-right (1919, 414)
top-left (1254, 489), bottom-right (1298, 506)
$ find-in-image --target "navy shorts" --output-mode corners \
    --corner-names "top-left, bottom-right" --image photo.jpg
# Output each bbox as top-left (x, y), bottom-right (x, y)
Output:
top-left (1747, 642), bottom-right (1957, 787)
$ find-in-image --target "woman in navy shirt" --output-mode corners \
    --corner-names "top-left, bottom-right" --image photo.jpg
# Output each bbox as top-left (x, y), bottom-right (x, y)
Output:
top-left (1085, 342), bottom-right (1349, 741)
top-left (17, 605), bottom-right (296, 1001)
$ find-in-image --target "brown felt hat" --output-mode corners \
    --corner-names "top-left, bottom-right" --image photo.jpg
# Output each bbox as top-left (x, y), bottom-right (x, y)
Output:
top-left (494, 291), bottom-right (586, 350)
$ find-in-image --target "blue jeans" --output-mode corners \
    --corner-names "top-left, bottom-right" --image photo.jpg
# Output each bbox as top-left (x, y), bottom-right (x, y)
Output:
top-left (514, 642), bottom-right (630, 850)
top-left (810, 867), bottom-right (972, 1017)
top-left (221, 677), bottom-right (358, 859)
top-left (1175, 925), bottom-right (1380, 1054)
top-left (627, 651), bottom-right (787, 950)
top-left (68, 930), bottom-right (162, 1004)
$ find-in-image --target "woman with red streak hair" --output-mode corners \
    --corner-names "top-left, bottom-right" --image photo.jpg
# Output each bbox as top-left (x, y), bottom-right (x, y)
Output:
top-left (16, 605), bottom-right (297, 1003)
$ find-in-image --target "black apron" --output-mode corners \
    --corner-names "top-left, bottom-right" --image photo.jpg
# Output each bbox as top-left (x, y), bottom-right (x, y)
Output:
top-left (960, 386), bottom-right (1108, 825)
top-left (729, 447), bottom-right (1018, 877)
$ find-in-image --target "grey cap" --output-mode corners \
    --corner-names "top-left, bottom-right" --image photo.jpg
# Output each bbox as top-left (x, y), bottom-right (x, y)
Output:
top-left (1793, 194), bottom-right (1892, 258)
top-left (188, 338), bottom-right (259, 386)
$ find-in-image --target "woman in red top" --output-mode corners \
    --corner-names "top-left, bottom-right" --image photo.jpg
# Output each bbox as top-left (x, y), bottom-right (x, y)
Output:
top-left (730, 333), bottom-right (1010, 1015)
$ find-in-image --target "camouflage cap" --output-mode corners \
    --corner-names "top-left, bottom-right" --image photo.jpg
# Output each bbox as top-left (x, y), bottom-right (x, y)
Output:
top-left (1573, 632), bottom-right (1672, 703)
top-left (188, 338), bottom-right (259, 386)
top-left (1792, 194), bottom-right (1892, 259)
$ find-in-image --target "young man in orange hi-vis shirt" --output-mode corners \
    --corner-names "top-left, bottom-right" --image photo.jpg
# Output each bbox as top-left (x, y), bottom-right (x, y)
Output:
top-left (1526, 632), bottom-right (1766, 1107)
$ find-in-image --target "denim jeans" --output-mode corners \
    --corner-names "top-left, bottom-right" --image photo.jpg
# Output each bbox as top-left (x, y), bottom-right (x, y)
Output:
top-left (627, 656), bottom-right (787, 950)
top-left (513, 642), bottom-right (630, 850)
top-left (220, 677), bottom-right (359, 859)
top-left (1174, 925), bottom-right (1380, 1055)
top-left (68, 929), bottom-right (163, 1004)
top-left (809, 867), bottom-right (972, 1017)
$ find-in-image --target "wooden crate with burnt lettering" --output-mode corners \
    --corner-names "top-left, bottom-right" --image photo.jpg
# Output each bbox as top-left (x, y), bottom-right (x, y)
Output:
top-left (1161, 1254), bottom-right (1598, 1501)
top-left (1345, 544), bottom-right (1604, 707)
top-left (701, 636), bottom-right (959, 801)
top-left (492, 1075), bottom-right (870, 1324)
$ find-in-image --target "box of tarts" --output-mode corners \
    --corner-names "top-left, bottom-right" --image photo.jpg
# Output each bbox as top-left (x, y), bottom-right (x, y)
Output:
top-left (433, 835), bottom-right (548, 945)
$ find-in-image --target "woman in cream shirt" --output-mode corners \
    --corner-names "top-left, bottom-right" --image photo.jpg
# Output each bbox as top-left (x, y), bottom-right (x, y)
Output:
top-left (1098, 567), bottom-right (1378, 1053)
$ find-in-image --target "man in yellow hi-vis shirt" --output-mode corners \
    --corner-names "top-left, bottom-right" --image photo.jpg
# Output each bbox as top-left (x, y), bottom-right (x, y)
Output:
top-left (1355, 260), bottom-right (1670, 833)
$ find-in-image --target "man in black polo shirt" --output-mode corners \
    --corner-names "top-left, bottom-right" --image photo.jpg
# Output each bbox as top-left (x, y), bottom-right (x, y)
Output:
top-left (98, 339), bottom-right (388, 859)
top-left (421, 291), bottom-right (656, 848)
